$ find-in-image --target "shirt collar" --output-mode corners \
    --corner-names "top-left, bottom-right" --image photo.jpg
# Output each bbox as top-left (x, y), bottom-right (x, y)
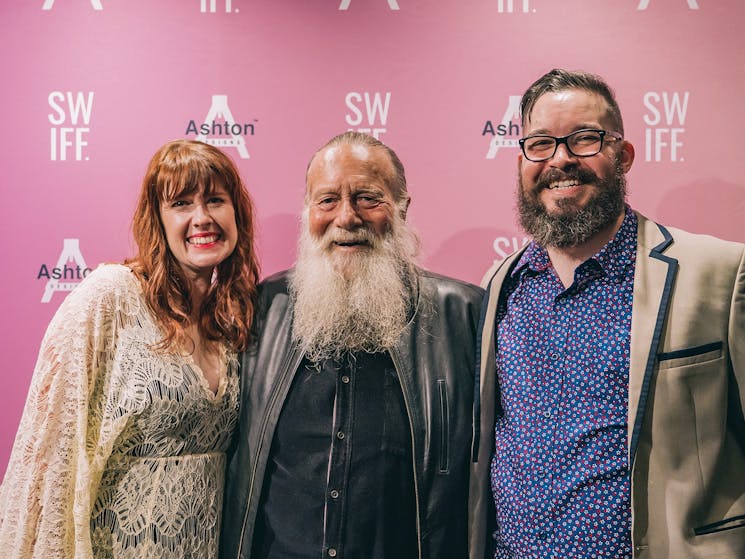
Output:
top-left (511, 206), bottom-right (637, 284)
top-left (592, 207), bottom-right (637, 283)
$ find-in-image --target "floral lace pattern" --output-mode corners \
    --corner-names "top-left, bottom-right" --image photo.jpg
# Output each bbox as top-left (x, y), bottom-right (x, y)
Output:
top-left (0, 264), bottom-right (239, 559)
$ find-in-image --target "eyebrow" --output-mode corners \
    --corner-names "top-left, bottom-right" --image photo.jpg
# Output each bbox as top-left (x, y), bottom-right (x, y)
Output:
top-left (314, 181), bottom-right (386, 192)
top-left (525, 124), bottom-right (601, 136)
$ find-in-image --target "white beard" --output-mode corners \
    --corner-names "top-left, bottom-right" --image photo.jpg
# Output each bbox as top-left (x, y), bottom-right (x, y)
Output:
top-left (289, 212), bottom-right (419, 362)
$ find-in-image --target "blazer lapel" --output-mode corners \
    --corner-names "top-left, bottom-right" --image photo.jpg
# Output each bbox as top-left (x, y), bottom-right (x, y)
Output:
top-left (473, 249), bottom-right (525, 460)
top-left (469, 250), bottom-right (524, 559)
top-left (628, 213), bottom-right (679, 466)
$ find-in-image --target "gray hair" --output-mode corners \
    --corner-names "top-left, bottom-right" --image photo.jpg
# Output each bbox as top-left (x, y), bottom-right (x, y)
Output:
top-left (305, 131), bottom-right (409, 205)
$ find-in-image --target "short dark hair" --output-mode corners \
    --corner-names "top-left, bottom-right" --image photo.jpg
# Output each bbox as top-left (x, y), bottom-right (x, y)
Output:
top-left (306, 131), bottom-right (408, 205)
top-left (520, 68), bottom-right (625, 136)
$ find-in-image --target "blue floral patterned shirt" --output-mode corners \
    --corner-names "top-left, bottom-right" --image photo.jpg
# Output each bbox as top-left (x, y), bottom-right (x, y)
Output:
top-left (491, 209), bottom-right (637, 558)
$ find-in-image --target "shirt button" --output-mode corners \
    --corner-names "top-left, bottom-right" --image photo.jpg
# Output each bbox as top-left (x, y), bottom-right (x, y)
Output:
top-left (336, 431), bottom-right (345, 440)
top-left (543, 410), bottom-right (552, 418)
top-left (330, 489), bottom-right (340, 499)
top-left (550, 352), bottom-right (559, 360)
top-left (537, 531), bottom-right (548, 541)
top-left (341, 375), bottom-right (350, 384)
top-left (328, 548), bottom-right (337, 557)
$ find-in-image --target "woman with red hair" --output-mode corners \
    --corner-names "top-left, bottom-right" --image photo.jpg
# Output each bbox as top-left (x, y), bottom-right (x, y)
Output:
top-left (0, 140), bottom-right (260, 558)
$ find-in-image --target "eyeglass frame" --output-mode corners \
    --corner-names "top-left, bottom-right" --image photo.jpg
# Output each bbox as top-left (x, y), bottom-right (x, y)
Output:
top-left (518, 128), bottom-right (623, 162)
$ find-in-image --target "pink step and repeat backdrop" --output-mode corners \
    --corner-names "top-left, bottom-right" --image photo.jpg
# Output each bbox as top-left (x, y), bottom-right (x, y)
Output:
top-left (1, 0), bottom-right (744, 474)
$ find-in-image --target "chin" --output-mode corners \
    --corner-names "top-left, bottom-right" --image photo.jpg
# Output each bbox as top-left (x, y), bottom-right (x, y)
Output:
top-left (329, 253), bottom-right (353, 271)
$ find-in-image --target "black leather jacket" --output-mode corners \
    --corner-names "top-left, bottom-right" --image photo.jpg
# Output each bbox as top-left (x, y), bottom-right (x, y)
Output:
top-left (220, 269), bottom-right (484, 559)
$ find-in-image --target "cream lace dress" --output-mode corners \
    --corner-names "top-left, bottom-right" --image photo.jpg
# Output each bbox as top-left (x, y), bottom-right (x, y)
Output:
top-left (0, 264), bottom-right (240, 559)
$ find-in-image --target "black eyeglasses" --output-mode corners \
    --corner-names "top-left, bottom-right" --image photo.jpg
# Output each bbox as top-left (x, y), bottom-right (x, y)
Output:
top-left (518, 129), bottom-right (623, 162)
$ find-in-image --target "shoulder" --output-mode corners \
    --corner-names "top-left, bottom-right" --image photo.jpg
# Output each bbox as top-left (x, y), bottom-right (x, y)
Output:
top-left (86, 263), bottom-right (138, 288)
top-left (418, 270), bottom-right (485, 307)
top-left (637, 212), bottom-right (745, 268)
top-left (667, 227), bottom-right (743, 262)
top-left (244, 270), bottom-right (295, 348)
top-left (257, 269), bottom-right (292, 298)
top-left (62, 263), bottom-right (140, 310)
top-left (256, 269), bottom-right (293, 312)
top-left (41, 264), bottom-right (144, 350)
top-left (479, 249), bottom-right (526, 290)
top-left (252, 269), bottom-right (293, 324)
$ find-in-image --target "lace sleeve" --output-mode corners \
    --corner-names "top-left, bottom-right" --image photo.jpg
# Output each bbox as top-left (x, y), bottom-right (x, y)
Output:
top-left (0, 265), bottom-right (130, 559)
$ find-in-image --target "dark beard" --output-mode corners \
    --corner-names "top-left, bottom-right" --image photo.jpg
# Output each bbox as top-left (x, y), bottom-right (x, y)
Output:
top-left (517, 159), bottom-right (627, 248)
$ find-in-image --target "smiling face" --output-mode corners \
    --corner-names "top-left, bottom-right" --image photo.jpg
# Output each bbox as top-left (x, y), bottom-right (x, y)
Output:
top-left (306, 142), bottom-right (399, 267)
top-left (518, 88), bottom-right (635, 248)
top-left (292, 136), bottom-right (420, 360)
top-left (159, 183), bottom-right (238, 282)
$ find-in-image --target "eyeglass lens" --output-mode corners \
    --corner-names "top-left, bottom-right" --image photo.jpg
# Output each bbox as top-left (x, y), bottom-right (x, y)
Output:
top-left (522, 130), bottom-right (604, 161)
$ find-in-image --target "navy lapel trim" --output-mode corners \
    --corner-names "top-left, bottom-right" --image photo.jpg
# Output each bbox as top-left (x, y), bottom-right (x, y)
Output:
top-left (629, 223), bottom-right (678, 465)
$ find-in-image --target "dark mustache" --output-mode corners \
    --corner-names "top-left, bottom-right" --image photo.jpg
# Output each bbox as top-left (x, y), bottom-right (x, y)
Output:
top-left (536, 167), bottom-right (598, 190)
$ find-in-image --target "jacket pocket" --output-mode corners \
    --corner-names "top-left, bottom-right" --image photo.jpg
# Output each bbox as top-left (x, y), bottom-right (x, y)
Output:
top-left (694, 514), bottom-right (745, 536)
top-left (436, 379), bottom-right (450, 474)
top-left (657, 341), bottom-right (723, 370)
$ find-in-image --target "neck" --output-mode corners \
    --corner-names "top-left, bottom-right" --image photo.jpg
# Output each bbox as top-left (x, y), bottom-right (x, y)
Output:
top-left (186, 276), bottom-right (211, 317)
top-left (546, 211), bottom-right (624, 288)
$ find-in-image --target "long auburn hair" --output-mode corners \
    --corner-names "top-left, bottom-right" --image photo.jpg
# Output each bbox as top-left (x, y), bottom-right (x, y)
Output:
top-left (126, 139), bottom-right (260, 352)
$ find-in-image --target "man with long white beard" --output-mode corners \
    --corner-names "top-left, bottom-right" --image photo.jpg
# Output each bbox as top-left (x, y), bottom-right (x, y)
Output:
top-left (220, 131), bottom-right (483, 559)
top-left (469, 69), bottom-right (745, 559)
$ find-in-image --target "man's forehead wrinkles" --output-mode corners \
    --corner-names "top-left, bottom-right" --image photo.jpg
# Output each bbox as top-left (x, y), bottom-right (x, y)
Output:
top-left (315, 176), bottom-right (387, 190)
top-left (310, 182), bottom-right (386, 198)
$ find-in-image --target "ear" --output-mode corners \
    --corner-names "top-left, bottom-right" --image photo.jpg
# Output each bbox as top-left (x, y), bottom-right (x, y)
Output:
top-left (399, 196), bottom-right (411, 220)
top-left (618, 139), bottom-right (635, 173)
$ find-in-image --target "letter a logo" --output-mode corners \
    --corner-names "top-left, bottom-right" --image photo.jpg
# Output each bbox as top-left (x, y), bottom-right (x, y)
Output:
top-left (485, 95), bottom-right (522, 159)
top-left (200, 0), bottom-right (235, 13)
top-left (42, 239), bottom-right (89, 303)
top-left (637, 0), bottom-right (699, 9)
top-left (339, 0), bottom-right (400, 10)
top-left (42, 0), bottom-right (104, 9)
top-left (196, 95), bottom-right (250, 159)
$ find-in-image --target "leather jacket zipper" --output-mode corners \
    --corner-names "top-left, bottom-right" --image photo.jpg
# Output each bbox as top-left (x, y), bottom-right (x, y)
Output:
top-left (437, 379), bottom-right (450, 473)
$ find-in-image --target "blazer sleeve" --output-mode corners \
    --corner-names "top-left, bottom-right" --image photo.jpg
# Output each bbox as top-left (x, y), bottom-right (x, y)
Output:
top-left (729, 247), bottom-right (745, 427)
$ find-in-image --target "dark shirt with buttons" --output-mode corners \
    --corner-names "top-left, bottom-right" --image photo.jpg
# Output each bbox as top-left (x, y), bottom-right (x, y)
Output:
top-left (490, 209), bottom-right (637, 558)
top-left (251, 351), bottom-right (418, 559)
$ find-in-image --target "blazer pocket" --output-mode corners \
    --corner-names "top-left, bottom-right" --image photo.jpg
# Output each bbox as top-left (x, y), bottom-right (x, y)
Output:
top-left (694, 514), bottom-right (745, 536)
top-left (657, 341), bottom-right (723, 370)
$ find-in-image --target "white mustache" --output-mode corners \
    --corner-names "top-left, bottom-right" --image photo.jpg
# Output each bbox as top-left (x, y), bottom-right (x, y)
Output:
top-left (322, 227), bottom-right (378, 248)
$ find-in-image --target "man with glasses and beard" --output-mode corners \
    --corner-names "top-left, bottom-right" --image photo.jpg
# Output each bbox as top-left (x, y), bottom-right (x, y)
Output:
top-left (469, 69), bottom-right (745, 559)
top-left (220, 131), bottom-right (483, 559)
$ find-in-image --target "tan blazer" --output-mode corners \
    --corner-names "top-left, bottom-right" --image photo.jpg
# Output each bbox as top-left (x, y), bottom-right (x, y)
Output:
top-left (469, 212), bottom-right (745, 558)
